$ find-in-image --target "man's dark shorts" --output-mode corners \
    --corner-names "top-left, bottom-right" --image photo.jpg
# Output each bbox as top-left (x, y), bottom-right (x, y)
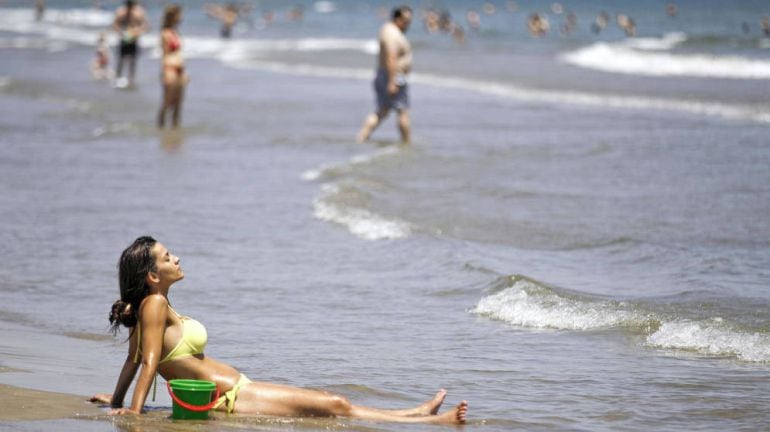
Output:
top-left (119, 39), bottom-right (139, 58)
top-left (374, 68), bottom-right (409, 111)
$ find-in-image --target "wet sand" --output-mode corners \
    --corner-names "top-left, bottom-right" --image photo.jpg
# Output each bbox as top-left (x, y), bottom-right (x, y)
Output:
top-left (0, 383), bottom-right (103, 421)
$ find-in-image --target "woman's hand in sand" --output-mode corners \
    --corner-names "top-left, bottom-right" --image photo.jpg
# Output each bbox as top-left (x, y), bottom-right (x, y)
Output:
top-left (88, 393), bottom-right (112, 404)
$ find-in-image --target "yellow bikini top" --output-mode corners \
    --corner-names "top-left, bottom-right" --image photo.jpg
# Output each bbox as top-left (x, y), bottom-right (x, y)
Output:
top-left (133, 306), bottom-right (208, 364)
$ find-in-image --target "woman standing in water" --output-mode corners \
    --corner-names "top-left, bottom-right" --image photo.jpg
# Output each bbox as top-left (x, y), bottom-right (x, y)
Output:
top-left (90, 236), bottom-right (468, 424)
top-left (157, 4), bottom-right (188, 128)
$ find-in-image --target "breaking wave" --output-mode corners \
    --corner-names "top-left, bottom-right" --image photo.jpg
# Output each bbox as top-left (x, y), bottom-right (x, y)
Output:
top-left (472, 275), bottom-right (770, 362)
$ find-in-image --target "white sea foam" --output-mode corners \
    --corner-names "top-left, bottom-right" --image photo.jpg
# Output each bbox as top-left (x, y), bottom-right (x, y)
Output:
top-left (313, 184), bottom-right (411, 240)
top-left (415, 73), bottom-right (770, 123)
top-left (561, 36), bottom-right (770, 79)
top-left (472, 278), bottom-right (641, 331)
top-left (0, 8), bottom-right (114, 48)
top-left (474, 278), bottom-right (770, 362)
top-left (646, 320), bottom-right (770, 362)
top-left (42, 8), bottom-right (113, 27)
top-left (623, 32), bottom-right (687, 51)
top-left (184, 37), bottom-right (378, 60)
top-left (301, 147), bottom-right (400, 182)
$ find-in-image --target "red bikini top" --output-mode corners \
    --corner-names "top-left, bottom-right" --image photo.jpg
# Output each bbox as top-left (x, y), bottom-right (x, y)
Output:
top-left (166, 30), bottom-right (181, 52)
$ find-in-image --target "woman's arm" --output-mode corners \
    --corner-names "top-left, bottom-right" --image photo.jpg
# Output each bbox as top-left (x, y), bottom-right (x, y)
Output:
top-left (107, 354), bottom-right (140, 410)
top-left (124, 294), bottom-right (168, 414)
top-left (89, 322), bottom-right (140, 408)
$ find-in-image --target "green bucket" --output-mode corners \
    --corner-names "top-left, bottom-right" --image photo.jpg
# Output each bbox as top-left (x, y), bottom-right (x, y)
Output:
top-left (167, 379), bottom-right (219, 420)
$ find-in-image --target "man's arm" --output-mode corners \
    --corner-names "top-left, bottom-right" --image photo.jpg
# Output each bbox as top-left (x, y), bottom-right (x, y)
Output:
top-left (112, 7), bottom-right (125, 33)
top-left (381, 29), bottom-right (400, 95)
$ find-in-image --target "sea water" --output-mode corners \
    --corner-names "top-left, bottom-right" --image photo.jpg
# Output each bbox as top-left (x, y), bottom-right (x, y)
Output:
top-left (1, 1), bottom-right (769, 430)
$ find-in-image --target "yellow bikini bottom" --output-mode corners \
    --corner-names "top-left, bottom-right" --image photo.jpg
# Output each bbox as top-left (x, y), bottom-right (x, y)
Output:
top-left (213, 374), bottom-right (252, 413)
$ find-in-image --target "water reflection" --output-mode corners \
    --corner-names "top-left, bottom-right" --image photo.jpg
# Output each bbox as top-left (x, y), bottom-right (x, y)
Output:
top-left (160, 129), bottom-right (185, 152)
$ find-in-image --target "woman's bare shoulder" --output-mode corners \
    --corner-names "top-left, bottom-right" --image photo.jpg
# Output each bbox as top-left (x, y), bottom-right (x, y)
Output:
top-left (139, 294), bottom-right (169, 315)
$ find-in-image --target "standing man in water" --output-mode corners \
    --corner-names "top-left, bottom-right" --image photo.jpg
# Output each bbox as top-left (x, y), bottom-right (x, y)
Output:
top-left (112, 0), bottom-right (149, 88)
top-left (357, 6), bottom-right (413, 144)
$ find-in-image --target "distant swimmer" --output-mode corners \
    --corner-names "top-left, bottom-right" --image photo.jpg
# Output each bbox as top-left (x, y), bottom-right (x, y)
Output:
top-left (466, 9), bottom-right (481, 30)
top-left (35, 0), bottom-right (45, 21)
top-left (762, 16), bottom-right (770, 37)
top-left (112, 0), bottom-right (149, 88)
top-left (357, 6), bottom-right (413, 144)
top-left (741, 21), bottom-right (751, 35)
top-left (527, 13), bottom-right (549, 38)
top-left (204, 2), bottom-right (241, 38)
top-left (591, 11), bottom-right (609, 34)
top-left (617, 13), bottom-right (636, 37)
top-left (560, 12), bottom-right (577, 36)
top-left (666, 2), bottom-right (678, 18)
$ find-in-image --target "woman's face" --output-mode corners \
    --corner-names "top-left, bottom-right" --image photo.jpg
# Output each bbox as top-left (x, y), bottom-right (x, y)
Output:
top-left (151, 242), bottom-right (184, 286)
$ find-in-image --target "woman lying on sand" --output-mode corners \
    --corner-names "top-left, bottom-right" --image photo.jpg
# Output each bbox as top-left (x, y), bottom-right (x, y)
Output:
top-left (89, 236), bottom-right (468, 424)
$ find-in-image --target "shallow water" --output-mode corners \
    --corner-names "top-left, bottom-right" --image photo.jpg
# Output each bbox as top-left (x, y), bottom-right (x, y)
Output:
top-left (1, 1), bottom-right (770, 431)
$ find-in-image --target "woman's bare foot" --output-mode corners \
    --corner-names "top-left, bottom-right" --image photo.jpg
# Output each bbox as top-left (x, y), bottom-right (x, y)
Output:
top-left (381, 389), bottom-right (447, 417)
top-left (431, 400), bottom-right (468, 425)
top-left (416, 389), bottom-right (447, 416)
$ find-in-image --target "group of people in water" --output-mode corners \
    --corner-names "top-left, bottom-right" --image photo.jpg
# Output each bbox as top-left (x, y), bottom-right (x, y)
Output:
top-left (90, 0), bottom-right (770, 139)
top-left (95, 1), bottom-right (186, 129)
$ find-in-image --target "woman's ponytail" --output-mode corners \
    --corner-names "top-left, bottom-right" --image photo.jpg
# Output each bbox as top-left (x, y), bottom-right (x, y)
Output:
top-left (109, 236), bottom-right (157, 335)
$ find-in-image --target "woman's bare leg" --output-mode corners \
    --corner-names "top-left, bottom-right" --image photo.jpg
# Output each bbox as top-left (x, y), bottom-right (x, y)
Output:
top-left (158, 85), bottom-right (171, 128)
top-left (234, 382), bottom-right (466, 424)
top-left (171, 83), bottom-right (184, 128)
top-left (362, 389), bottom-right (446, 416)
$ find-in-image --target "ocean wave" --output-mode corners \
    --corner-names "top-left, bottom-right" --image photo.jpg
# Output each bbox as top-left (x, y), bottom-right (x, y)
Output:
top-left (411, 72), bottom-right (770, 124)
top-left (223, 59), bottom-right (770, 124)
top-left (472, 275), bottom-right (770, 362)
top-left (41, 8), bottom-right (113, 27)
top-left (0, 7), bottom-right (111, 28)
top-left (313, 184), bottom-right (411, 241)
top-left (646, 320), bottom-right (770, 362)
top-left (0, 8), bottom-right (113, 47)
top-left (561, 36), bottom-right (770, 80)
top-left (184, 37), bottom-right (378, 60)
top-left (471, 275), bottom-right (645, 331)
top-left (624, 32), bottom-right (688, 51)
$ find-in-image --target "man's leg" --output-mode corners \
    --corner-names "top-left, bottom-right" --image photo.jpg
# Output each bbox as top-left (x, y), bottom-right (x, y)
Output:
top-left (396, 109), bottom-right (410, 144)
top-left (357, 108), bottom-right (389, 143)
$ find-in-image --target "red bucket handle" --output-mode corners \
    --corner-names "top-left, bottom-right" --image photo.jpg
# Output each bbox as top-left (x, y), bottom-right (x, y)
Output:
top-left (166, 382), bottom-right (221, 412)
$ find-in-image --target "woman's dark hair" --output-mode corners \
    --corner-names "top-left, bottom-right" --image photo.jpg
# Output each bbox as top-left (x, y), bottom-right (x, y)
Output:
top-left (162, 4), bottom-right (182, 29)
top-left (109, 236), bottom-right (158, 335)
